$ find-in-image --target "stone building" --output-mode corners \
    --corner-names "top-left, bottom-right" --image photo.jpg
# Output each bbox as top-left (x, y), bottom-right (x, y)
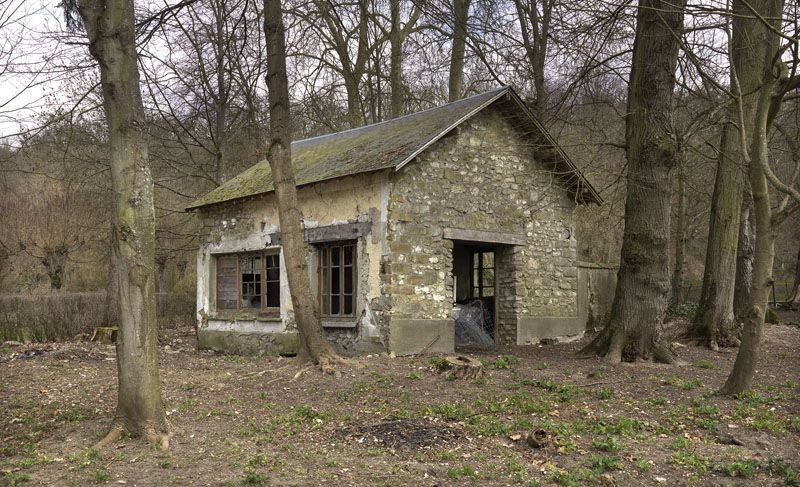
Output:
top-left (187, 86), bottom-right (605, 356)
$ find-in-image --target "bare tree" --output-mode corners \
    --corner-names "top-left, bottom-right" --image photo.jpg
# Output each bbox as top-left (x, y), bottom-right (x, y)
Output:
top-left (721, 0), bottom-right (800, 395)
top-left (448, 0), bottom-right (471, 102)
top-left (579, 0), bottom-right (687, 363)
top-left (263, 0), bottom-right (343, 373)
top-left (64, 0), bottom-right (169, 447)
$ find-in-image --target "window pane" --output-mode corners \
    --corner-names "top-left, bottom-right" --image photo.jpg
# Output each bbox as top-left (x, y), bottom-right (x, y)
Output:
top-left (266, 281), bottom-right (280, 308)
top-left (331, 267), bottom-right (340, 294)
top-left (344, 267), bottom-right (353, 293)
top-left (322, 294), bottom-right (330, 315)
top-left (483, 268), bottom-right (494, 287)
top-left (240, 255), bottom-right (261, 308)
top-left (331, 295), bottom-right (340, 315)
top-left (344, 245), bottom-right (354, 265)
top-left (483, 252), bottom-right (494, 268)
top-left (331, 246), bottom-right (340, 266)
top-left (343, 296), bottom-right (353, 315)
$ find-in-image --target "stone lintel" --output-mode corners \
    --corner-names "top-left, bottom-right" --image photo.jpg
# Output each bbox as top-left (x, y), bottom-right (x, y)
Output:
top-left (442, 227), bottom-right (525, 245)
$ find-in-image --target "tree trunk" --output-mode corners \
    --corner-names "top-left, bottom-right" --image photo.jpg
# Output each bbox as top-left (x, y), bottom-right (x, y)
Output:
top-left (263, 0), bottom-right (342, 373)
top-left (579, 0), bottom-right (686, 363)
top-left (721, 0), bottom-right (783, 395)
top-left (76, 0), bottom-right (168, 447)
top-left (448, 0), bottom-right (470, 102)
top-left (389, 0), bottom-right (404, 118)
top-left (734, 195), bottom-right (756, 317)
top-left (673, 163), bottom-right (688, 306)
top-left (42, 245), bottom-right (68, 290)
top-left (788, 246), bottom-right (800, 309)
top-left (103, 225), bottom-right (119, 327)
top-left (691, 124), bottom-right (744, 348)
top-left (693, 0), bottom-right (771, 348)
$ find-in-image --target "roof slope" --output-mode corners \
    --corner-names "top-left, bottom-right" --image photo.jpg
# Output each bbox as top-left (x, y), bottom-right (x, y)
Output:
top-left (187, 86), bottom-right (600, 210)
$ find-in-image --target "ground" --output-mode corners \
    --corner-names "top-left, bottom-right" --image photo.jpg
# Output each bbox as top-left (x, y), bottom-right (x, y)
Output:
top-left (1, 321), bottom-right (799, 486)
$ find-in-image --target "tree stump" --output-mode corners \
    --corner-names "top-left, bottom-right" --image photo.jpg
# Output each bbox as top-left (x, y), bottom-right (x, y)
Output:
top-left (437, 356), bottom-right (483, 380)
top-left (91, 327), bottom-right (118, 344)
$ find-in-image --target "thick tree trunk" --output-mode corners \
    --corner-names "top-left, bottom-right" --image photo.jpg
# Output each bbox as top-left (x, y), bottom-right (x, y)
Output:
top-left (77, 0), bottom-right (168, 447)
top-left (264, 0), bottom-right (342, 373)
top-left (721, 0), bottom-right (783, 395)
top-left (735, 196), bottom-right (756, 317)
top-left (448, 0), bottom-right (470, 102)
top-left (691, 124), bottom-right (744, 348)
top-left (579, 0), bottom-right (686, 363)
top-left (788, 246), bottom-right (800, 309)
top-left (673, 164), bottom-right (688, 306)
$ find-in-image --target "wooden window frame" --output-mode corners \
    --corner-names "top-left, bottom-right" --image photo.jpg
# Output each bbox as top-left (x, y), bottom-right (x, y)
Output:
top-left (470, 250), bottom-right (495, 298)
top-left (317, 241), bottom-right (357, 318)
top-left (215, 250), bottom-right (281, 316)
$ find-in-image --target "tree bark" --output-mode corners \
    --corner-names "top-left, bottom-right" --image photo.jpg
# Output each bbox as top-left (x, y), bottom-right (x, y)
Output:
top-left (448, 0), bottom-right (471, 102)
top-left (76, 0), bottom-right (168, 447)
top-left (788, 246), bottom-right (800, 309)
top-left (721, 0), bottom-right (784, 395)
top-left (579, 0), bottom-right (686, 363)
top-left (263, 0), bottom-right (342, 373)
top-left (693, 0), bottom-right (772, 348)
top-left (389, 0), bottom-right (404, 118)
top-left (691, 124), bottom-right (744, 348)
top-left (673, 162), bottom-right (688, 306)
top-left (734, 195), bottom-right (756, 317)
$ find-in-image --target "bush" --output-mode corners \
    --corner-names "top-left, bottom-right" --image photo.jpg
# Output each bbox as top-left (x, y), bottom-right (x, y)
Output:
top-left (0, 288), bottom-right (195, 342)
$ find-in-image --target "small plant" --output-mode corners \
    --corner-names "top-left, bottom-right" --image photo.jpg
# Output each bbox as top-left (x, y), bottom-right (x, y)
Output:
top-left (429, 356), bottom-right (448, 373)
top-left (695, 359), bottom-right (717, 370)
top-left (493, 354), bottom-right (518, 369)
top-left (590, 455), bottom-right (622, 473)
top-left (597, 387), bottom-right (614, 400)
top-left (665, 376), bottom-right (702, 390)
top-left (634, 458), bottom-right (652, 471)
top-left (242, 470), bottom-right (268, 485)
top-left (446, 464), bottom-right (479, 480)
top-left (157, 458), bottom-right (172, 469)
top-left (179, 382), bottom-right (195, 391)
top-left (713, 459), bottom-right (759, 478)
top-left (94, 469), bottom-right (110, 483)
top-left (405, 371), bottom-right (422, 380)
top-left (591, 436), bottom-right (621, 453)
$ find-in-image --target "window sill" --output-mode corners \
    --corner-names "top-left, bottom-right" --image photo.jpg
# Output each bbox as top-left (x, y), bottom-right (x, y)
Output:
top-left (321, 319), bottom-right (357, 329)
top-left (211, 310), bottom-right (282, 322)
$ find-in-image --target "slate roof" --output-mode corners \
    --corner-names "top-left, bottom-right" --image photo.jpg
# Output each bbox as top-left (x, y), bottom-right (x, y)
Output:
top-left (187, 86), bottom-right (601, 210)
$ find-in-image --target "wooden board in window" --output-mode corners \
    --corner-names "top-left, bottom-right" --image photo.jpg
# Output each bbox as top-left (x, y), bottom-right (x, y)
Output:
top-left (216, 255), bottom-right (238, 309)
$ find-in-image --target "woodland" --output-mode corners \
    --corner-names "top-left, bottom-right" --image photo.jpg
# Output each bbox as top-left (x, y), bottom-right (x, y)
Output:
top-left (0, 0), bottom-right (799, 485)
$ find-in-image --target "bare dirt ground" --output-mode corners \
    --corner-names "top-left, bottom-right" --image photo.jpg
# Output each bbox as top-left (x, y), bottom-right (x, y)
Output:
top-left (1, 321), bottom-right (799, 486)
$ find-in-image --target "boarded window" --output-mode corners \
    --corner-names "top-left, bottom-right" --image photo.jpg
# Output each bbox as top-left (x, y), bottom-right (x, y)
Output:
top-left (319, 242), bottom-right (356, 317)
top-left (216, 255), bottom-right (238, 310)
top-left (215, 251), bottom-right (281, 312)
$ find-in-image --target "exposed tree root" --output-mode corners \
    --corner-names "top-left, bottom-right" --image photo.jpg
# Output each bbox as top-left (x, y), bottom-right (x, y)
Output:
top-left (92, 423), bottom-right (124, 450)
top-left (92, 421), bottom-right (171, 450)
top-left (578, 327), bottom-right (678, 364)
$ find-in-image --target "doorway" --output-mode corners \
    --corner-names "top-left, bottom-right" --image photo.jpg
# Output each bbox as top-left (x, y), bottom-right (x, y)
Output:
top-left (452, 243), bottom-right (498, 348)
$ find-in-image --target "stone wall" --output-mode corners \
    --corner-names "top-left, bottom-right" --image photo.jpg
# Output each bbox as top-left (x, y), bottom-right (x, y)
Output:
top-left (195, 171), bottom-right (391, 355)
top-left (386, 106), bottom-right (580, 348)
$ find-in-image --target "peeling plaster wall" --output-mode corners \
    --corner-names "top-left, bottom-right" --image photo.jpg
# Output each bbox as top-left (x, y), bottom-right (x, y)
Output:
top-left (386, 107), bottom-right (581, 352)
top-left (195, 170), bottom-right (390, 355)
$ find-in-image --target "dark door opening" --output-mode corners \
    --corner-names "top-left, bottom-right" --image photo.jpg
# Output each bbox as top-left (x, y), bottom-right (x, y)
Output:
top-left (453, 243), bottom-right (497, 348)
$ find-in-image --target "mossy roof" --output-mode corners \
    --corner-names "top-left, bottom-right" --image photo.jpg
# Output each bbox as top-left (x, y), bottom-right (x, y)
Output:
top-left (187, 86), bottom-right (601, 210)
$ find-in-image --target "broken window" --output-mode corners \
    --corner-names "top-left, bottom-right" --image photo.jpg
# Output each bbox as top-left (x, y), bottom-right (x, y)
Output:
top-left (319, 242), bottom-right (356, 317)
top-left (215, 251), bottom-right (281, 313)
top-left (471, 251), bottom-right (495, 298)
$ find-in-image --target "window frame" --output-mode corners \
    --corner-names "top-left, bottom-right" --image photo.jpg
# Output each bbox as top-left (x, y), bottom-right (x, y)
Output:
top-left (317, 241), bottom-right (357, 319)
top-left (214, 249), bottom-right (281, 316)
top-left (470, 250), bottom-right (495, 298)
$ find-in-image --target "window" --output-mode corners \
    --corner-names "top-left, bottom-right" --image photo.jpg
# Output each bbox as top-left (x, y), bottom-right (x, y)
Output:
top-left (215, 251), bottom-right (281, 313)
top-left (319, 242), bottom-right (356, 317)
top-left (471, 251), bottom-right (494, 298)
